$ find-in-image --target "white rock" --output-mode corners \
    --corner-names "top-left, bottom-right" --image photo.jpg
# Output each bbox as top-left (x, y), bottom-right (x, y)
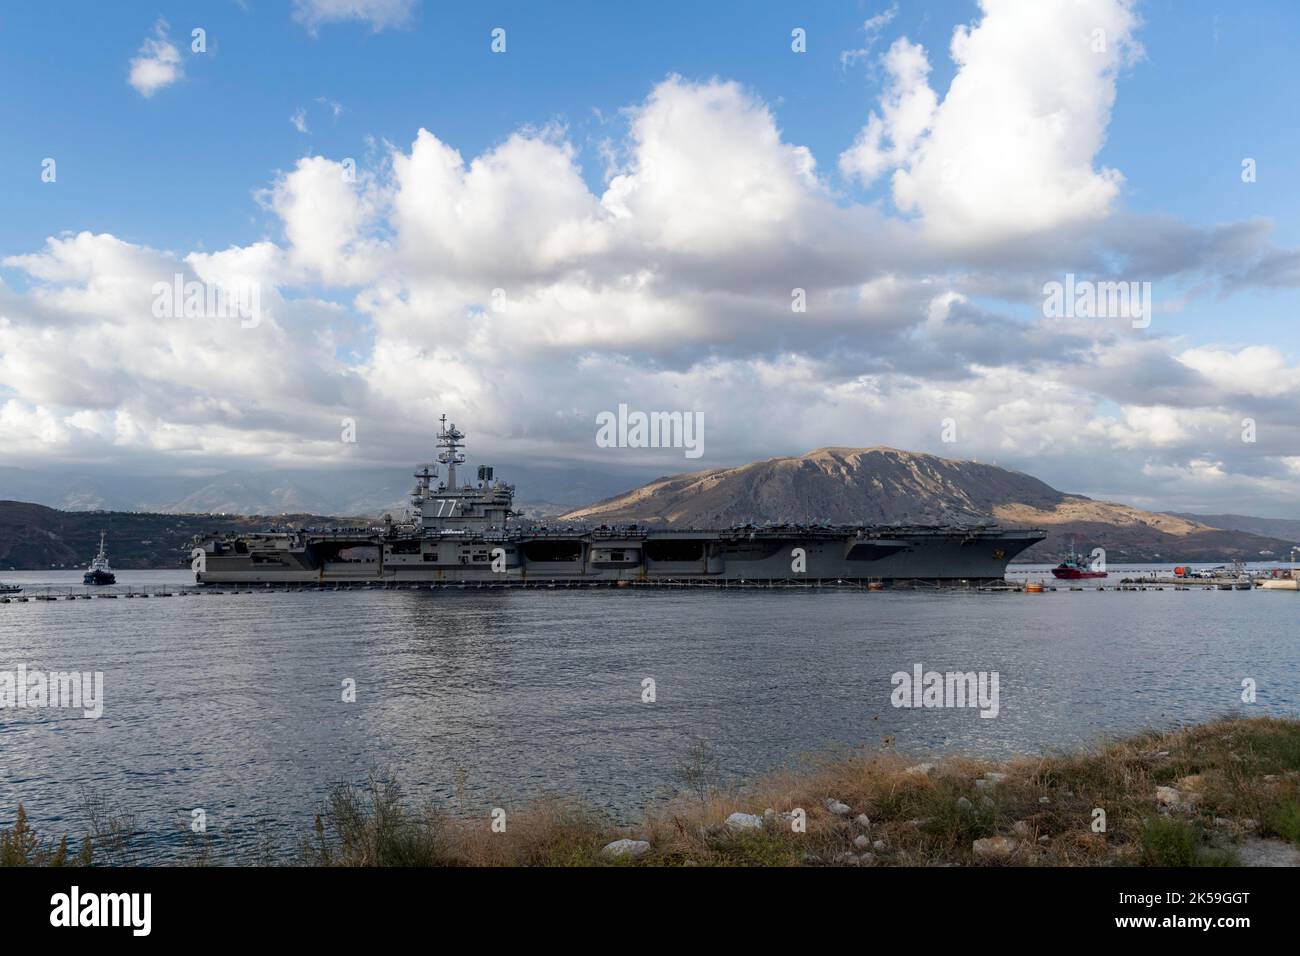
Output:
top-left (979, 796), bottom-right (995, 811)
top-left (1011, 820), bottom-right (1032, 838)
top-left (972, 836), bottom-right (1019, 862)
top-left (982, 772), bottom-right (1009, 785)
top-left (1038, 796), bottom-right (1051, 805)
top-left (853, 834), bottom-right (872, 850)
top-left (601, 839), bottom-right (651, 860)
top-left (724, 812), bottom-right (764, 831)
top-left (872, 839), bottom-right (887, 851)
top-left (854, 813), bottom-right (871, 829)
top-left (825, 798), bottom-right (852, 816)
top-left (955, 796), bottom-right (973, 812)
top-left (1155, 786), bottom-right (1182, 808)
top-left (903, 763), bottom-right (935, 776)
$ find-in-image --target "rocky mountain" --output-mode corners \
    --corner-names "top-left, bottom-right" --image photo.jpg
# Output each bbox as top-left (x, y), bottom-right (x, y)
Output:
top-left (560, 447), bottom-right (1299, 564)
top-left (561, 447), bottom-right (1061, 525)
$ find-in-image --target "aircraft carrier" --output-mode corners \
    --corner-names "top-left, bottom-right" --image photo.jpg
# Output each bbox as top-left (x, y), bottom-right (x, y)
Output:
top-left (190, 418), bottom-right (1046, 587)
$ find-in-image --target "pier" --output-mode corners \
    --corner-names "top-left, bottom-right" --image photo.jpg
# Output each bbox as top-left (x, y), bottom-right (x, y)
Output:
top-left (1, 575), bottom-right (1293, 603)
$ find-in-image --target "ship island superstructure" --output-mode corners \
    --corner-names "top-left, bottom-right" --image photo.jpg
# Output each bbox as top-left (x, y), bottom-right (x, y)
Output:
top-left (191, 417), bottom-right (1046, 587)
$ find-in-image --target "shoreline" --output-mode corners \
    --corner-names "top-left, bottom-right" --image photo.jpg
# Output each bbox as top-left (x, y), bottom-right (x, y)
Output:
top-left (5, 716), bottom-right (1298, 867)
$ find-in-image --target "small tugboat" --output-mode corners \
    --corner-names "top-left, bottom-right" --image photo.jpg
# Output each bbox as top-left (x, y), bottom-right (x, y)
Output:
top-left (0, 582), bottom-right (22, 595)
top-left (83, 532), bottom-right (117, 585)
top-left (1050, 542), bottom-right (1107, 579)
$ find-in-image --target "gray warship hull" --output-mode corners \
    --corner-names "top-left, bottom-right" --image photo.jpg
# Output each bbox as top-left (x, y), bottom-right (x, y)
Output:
top-left (194, 526), bottom-right (1044, 587)
top-left (190, 418), bottom-right (1046, 587)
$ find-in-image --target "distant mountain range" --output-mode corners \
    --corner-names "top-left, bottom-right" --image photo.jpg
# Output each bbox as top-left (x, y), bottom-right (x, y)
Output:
top-left (0, 462), bottom-right (649, 520)
top-left (1167, 513), bottom-right (1300, 542)
top-left (2, 447), bottom-right (1296, 569)
top-left (0, 501), bottom-right (341, 571)
top-left (560, 446), bottom-right (1300, 564)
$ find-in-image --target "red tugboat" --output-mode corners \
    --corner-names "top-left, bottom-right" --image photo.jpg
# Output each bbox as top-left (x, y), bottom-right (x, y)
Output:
top-left (1050, 541), bottom-right (1107, 579)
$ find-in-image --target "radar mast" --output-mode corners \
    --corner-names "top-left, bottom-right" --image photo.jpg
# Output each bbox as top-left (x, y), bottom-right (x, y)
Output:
top-left (437, 414), bottom-right (467, 489)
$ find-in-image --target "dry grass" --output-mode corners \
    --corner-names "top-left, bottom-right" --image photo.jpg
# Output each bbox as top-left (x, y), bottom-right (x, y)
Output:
top-left (0, 805), bottom-right (93, 866)
top-left (294, 716), bottom-right (1300, 867)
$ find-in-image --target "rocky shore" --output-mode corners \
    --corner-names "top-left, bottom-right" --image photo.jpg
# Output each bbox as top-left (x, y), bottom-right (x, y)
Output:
top-left (299, 715), bottom-right (1300, 867)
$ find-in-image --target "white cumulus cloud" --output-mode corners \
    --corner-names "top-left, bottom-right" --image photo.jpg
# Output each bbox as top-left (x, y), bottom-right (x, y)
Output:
top-left (842, 0), bottom-right (1143, 244)
top-left (127, 20), bottom-right (184, 98)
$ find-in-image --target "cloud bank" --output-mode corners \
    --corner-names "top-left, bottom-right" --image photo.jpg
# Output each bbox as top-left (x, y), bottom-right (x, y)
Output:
top-left (6, 0), bottom-right (1300, 517)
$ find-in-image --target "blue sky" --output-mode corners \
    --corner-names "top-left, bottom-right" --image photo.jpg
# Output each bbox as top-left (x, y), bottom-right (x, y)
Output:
top-left (2, 1), bottom-right (1299, 515)
top-left (5, 2), bottom-right (1298, 247)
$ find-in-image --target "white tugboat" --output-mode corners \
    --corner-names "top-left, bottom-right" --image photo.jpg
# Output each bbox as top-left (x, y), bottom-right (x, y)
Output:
top-left (83, 532), bottom-right (116, 585)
